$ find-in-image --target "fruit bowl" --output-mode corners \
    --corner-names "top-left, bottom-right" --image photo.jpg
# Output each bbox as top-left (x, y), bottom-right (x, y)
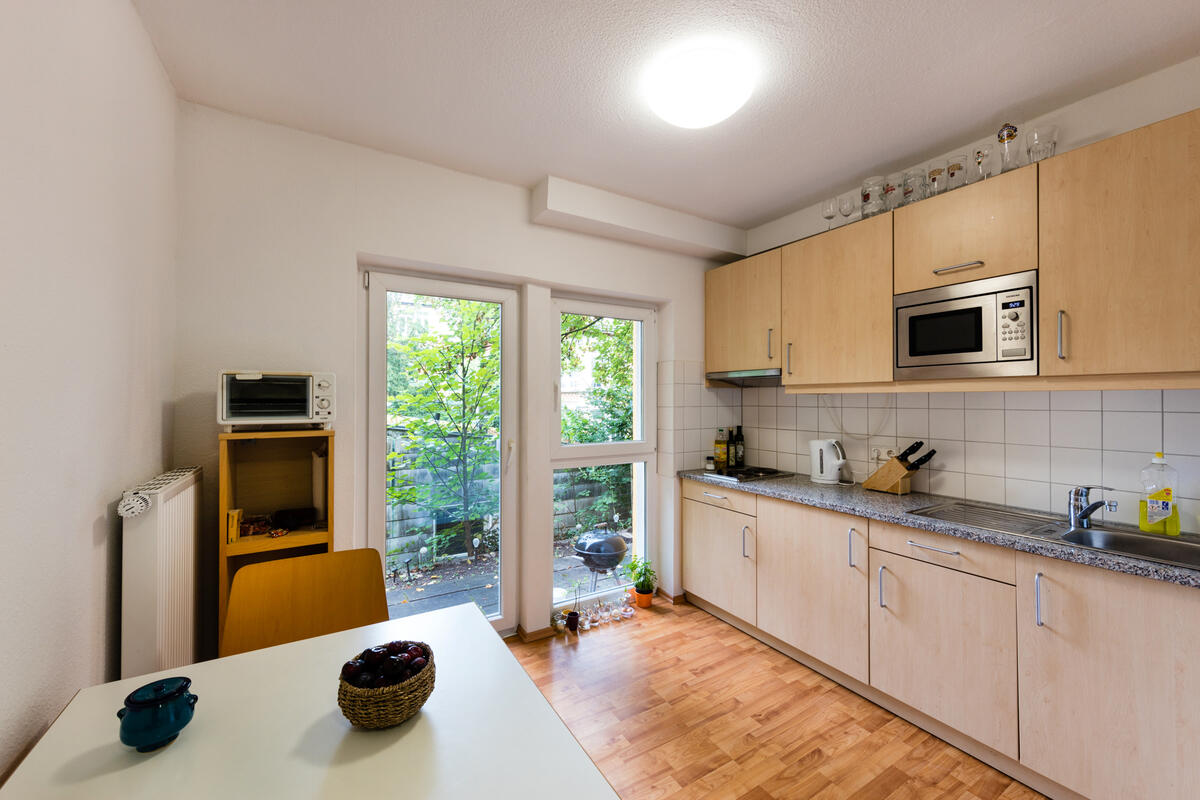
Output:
top-left (337, 640), bottom-right (435, 729)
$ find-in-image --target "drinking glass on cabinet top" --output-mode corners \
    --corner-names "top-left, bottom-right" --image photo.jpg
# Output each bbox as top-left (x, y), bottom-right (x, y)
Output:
top-left (927, 159), bottom-right (948, 196)
top-left (861, 175), bottom-right (885, 217)
top-left (838, 194), bottom-right (856, 220)
top-left (821, 198), bottom-right (837, 229)
top-left (946, 154), bottom-right (967, 190)
top-left (1027, 125), bottom-right (1058, 162)
top-left (902, 168), bottom-right (926, 205)
top-left (967, 147), bottom-right (990, 184)
top-left (884, 173), bottom-right (904, 211)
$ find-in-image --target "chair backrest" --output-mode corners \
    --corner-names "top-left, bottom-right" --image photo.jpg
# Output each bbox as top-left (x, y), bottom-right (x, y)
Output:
top-left (220, 548), bottom-right (389, 656)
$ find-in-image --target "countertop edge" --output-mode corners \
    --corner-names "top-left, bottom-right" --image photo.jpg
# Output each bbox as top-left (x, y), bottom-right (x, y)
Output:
top-left (678, 470), bottom-right (1200, 589)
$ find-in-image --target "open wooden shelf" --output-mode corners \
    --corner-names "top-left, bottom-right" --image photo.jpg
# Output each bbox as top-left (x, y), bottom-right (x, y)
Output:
top-left (225, 529), bottom-right (331, 557)
top-left (217, 428), bottom-right (334, 635)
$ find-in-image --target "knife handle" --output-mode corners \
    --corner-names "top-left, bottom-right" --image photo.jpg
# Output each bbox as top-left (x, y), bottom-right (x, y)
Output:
top-left (910, 450), bottom-right (936, 469)
top-left (898, 441), bottom-right (923, 462)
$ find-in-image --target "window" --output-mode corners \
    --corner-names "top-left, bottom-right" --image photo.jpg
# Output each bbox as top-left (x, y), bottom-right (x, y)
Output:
top-left (551, 300), bottom-right (656, 605)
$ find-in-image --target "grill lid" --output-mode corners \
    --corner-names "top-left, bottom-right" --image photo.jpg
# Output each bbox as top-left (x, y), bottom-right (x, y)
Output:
top-left (575, 528), bottom-right (628, 556)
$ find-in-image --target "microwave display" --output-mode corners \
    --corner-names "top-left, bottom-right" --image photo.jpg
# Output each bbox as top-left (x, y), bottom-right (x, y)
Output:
top-left (1001, 300), bottom-right (1025, 309)
top-left (908, 307), bottom-right (983, 357)
top-left (223, 374), bottom-right (311, 418)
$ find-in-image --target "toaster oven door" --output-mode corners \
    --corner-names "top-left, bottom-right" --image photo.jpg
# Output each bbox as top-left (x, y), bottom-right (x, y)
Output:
top-left (896, 295), bottom-right (997, 369)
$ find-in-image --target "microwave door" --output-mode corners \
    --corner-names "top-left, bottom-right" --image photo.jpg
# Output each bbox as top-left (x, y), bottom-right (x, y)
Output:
top-left (897, 296), bottom-right (997, 368)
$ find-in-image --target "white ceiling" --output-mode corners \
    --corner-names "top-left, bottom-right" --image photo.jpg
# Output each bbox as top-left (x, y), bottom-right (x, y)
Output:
top-left (133, 0), bottom-right (1200, 228)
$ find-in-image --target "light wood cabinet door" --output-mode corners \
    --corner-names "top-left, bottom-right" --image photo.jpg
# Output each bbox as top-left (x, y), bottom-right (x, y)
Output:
top-left (869, 549), bottom-right (1018, 758)
top-left (781, 213), bottom-right (893, 385)
top-left (1016, 552), bottom-right (1200, 800)
top-left (1039, 108), bottom-right (1200, 376)
top-left (681, 498), bottom-right (756, 625)
top-left (755, 498), bottom-right (868, 682)
top-left (893, 165), bottom-right (1038, 295)
top-left (704, 249), bottom-right (782, 374)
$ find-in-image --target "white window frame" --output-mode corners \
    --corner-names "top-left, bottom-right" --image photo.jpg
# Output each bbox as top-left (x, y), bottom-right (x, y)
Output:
top-left (551, 298), bottom-right (657, 598)
top-left (367, 273), bottom-right (520, 632)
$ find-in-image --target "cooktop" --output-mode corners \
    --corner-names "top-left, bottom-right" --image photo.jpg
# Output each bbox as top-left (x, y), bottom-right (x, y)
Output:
top-left (705, 466), bottom-right (795, 483)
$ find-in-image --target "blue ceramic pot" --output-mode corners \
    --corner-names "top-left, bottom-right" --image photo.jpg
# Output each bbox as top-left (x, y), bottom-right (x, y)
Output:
top-left (117, 677), bottom-right (197, 753)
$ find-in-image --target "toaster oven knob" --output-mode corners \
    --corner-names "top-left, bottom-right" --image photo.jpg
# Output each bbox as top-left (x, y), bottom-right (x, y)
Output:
top-left (317, 398), bottom-right (331, 409)
top-left (317, 380), bottom-right (331, 389)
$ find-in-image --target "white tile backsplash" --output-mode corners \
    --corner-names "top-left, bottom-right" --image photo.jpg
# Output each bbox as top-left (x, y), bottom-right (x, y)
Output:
top-left (658, 371), bottom-right (1200, 532)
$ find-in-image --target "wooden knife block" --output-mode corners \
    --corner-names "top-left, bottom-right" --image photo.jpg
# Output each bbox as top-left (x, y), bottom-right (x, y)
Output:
top-left (863, 457), bottom-right (916, 495)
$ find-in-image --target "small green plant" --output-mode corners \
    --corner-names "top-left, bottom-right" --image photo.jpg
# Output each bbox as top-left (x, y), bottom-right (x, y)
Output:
top-left (624, 555), bottom-right (657, 594)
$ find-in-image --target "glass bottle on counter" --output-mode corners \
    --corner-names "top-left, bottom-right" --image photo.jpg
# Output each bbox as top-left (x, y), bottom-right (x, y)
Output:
top-left (731, 426), bottom-right (745, 468)
top-left (714, 428), bottom-right (728, 470)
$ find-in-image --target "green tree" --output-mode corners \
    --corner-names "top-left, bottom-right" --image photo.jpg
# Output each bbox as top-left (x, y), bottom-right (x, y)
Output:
top-left (388, 297), bottom-right (501, 559)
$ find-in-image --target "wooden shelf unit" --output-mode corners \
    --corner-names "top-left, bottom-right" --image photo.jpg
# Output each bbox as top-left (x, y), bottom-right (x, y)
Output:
top-left (217, 429), bottom-right (334, 634)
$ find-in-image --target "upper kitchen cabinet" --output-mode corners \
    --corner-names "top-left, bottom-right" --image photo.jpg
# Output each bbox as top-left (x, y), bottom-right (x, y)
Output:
top-left (893, 165), bottom-right (1038, 295)
top-left (1040, 108), bottom-right (1200, 376)
top-left (781, 212), bottom-right (892, 385)
top-left (704, 249), bottom-right (782, 374)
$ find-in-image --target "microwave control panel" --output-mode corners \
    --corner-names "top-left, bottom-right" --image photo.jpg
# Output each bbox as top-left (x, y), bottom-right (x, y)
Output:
top-left (996, 288), bottom-right (1033, 361)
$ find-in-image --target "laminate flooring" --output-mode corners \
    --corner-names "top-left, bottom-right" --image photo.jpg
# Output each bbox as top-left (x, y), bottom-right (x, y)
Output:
top-left (508, 601), bottom-right (1043, 800)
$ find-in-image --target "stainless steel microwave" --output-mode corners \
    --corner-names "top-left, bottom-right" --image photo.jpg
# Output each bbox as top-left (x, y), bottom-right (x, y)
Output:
top-left (894, 270), bottom-right (1037, 380)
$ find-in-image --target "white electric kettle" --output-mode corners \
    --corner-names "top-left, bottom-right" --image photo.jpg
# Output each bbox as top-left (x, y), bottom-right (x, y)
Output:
top-left (810, 439), bottom-right (848, 485)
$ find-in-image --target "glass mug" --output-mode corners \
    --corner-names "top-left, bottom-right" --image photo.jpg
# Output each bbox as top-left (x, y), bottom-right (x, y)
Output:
top-left (946, 154), bottom-right (967, 190)
top-left (902, 168), bottom-right (926, 205)
top-left (967, 148), bottom-right (990, 184)
top-left (1027, 125), bottom-right (1058, 162)
top-left (927, 160), bottom-right (948, 196)
top-left (861, 175), bottom-right (885, 217)
top-left (884, 173), bottom-right (904, 211)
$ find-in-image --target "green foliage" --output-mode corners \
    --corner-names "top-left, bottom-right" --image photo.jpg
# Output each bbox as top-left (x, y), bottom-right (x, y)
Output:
top-left (387, 296), bottom-right (502, 558)
top-left (553, 464), bottom-right (631, 536)
top-left (624, 555), bottom-right (657, 593)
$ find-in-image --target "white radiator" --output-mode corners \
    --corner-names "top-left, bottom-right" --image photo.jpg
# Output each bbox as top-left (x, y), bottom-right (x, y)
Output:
top-left (119, 467), bottom-right (202, 678)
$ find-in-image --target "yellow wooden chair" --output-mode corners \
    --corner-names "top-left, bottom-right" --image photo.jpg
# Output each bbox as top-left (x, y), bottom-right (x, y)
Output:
top-left (220, 548), bottom-right (389, 656)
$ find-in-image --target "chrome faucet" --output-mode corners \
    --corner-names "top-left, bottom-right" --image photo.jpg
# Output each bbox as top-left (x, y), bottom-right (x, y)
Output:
top-left (1068, 485), bottom-right (1118, 529)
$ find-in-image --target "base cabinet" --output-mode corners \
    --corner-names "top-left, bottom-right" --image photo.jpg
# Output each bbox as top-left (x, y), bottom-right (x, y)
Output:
top-left (869, 548), bottom-right (1018, 758)
top-left (681, 498), bottom-right (756, 625)
top-left (755, 498), bottom-right (869, 682)
top-left (1016, 552), bottom-right (1200, 800)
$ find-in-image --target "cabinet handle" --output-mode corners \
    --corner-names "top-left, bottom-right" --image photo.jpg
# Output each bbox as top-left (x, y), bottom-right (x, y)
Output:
top-left (1057, 310), bottom-right (1066, 359)
top-left (1035, 571), bottom-right (1045, 627)
top-left (742, 525), bottom-right (750, 558)
top-left (878, 565), bottom-right (888, 608)
top-left (702, 491), bottom-right (727, 500)
top-left (786, 342), bottom-right (793, 375)
top-left (932, 259), bottom-right (985, 275)
top-left (767, 328), bottom-right (773, 359)
top-left (906, 539), bottom-right (960, 557)
top-left (847, 528), bottom-right (855, 567)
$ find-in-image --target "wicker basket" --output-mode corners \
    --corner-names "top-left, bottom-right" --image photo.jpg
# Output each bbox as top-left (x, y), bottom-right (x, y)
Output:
top-left (337, 642), bottom-right (436, 729)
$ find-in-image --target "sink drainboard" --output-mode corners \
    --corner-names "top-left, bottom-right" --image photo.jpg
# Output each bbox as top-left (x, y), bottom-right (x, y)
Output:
top-left (909, 502), bottom-right (1061, 537)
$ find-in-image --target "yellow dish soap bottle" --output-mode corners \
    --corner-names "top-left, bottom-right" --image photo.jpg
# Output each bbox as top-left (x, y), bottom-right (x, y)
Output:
top-left (1139, 452), bottom-right (1180, 536)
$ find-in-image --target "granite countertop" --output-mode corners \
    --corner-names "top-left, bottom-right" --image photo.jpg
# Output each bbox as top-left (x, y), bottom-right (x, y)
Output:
top-left (679, 469), bottom-right (1200, 589)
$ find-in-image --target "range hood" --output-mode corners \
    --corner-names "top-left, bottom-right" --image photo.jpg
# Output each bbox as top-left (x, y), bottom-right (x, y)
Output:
top-left (704, 368), bottom-right (782, 387)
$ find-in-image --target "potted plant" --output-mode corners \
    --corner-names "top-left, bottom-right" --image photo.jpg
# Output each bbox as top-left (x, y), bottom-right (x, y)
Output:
top-left (565, 579), bottom-right (584, 632)
top-left (624, 556), bottom-right (657, 608)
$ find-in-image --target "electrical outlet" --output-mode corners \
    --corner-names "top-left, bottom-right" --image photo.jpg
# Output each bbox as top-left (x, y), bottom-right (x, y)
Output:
top-left (871, 448), bottom-right (882, 461)
top-left (885, 448), bottom-right (898, 459)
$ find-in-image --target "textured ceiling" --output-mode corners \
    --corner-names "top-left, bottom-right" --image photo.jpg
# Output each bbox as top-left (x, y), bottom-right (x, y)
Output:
top-left (133, 0), bottom-right (1200, 228)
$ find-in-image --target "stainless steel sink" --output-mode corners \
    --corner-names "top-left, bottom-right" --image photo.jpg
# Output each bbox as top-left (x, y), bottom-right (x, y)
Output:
top-left (1060, 527), bottom-right (1200, 570)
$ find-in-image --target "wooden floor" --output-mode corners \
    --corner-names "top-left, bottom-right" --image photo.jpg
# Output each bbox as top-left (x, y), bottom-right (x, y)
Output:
top-left (508, 601), bottom-right (1042, 800)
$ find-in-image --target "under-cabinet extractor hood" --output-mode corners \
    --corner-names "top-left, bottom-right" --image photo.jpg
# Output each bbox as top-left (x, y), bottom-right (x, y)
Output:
top-left (704, 368), bottom-right (782, 387)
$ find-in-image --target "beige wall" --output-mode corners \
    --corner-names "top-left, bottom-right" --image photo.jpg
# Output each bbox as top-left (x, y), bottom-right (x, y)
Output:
top-left (0, 0), bottom-right (177, 776)
top-left (172, 102), bottom-right (711, 645)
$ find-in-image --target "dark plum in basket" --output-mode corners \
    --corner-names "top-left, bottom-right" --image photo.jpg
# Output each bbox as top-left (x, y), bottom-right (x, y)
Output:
top-left (342, 641), bottom-right (428, 689)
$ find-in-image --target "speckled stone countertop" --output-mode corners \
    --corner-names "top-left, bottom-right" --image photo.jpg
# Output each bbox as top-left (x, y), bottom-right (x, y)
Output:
top-left (679, 470), bottom-right (1200, 589)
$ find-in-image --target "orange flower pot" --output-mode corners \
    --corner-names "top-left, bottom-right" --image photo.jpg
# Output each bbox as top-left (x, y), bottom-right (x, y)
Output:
top-left (634, 589), bottom-right (653, 608)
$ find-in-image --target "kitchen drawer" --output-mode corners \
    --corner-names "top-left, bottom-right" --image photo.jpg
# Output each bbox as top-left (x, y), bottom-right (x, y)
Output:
top-left (869, 521), bottom-right (1015, 584)
top-left (681, 479), bottom-right (757, 517)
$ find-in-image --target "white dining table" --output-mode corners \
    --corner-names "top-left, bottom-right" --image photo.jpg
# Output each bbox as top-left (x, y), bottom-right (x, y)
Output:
top-left (1, 603), bottom-right (618, 799)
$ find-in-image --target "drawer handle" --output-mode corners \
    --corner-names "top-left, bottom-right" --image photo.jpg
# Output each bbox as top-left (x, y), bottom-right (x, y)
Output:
top-left (878, 565), bottom-right (888, 608)
top-left (847, 528), bottom-right (855, 567)
top-left (1035, 571), bottom-right (1045, 627)
top-left (742, 525), bottom-right (750, 558)
top-left (932, 259), bottom-right (985, 275)
top-left (767, 328), bottom-right (773, 360)
top-left (786, 342), bottom-right (793, 375)
top-left (702, 491), bottom-right (727, 501)
top-left (906, 539), bottom-right (960, 557)
top-left (1057, 310), bottom-right (1066, 359)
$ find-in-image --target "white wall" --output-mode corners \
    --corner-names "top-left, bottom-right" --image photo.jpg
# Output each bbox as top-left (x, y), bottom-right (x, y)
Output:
top-left (172, 103), bottom-right (710, 643)
top-left (748, 54), bottom-right (1200, 253)
top-left (0, 0), bottom-right (176, 777)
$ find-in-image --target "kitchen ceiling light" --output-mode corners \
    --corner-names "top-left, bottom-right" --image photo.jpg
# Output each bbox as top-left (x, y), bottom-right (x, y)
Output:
top-left (641, 38), bottom-right (758, 129)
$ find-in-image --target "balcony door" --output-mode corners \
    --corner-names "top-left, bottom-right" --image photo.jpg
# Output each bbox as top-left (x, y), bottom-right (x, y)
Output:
top-left (368, 274), bottom-right (519, 631)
